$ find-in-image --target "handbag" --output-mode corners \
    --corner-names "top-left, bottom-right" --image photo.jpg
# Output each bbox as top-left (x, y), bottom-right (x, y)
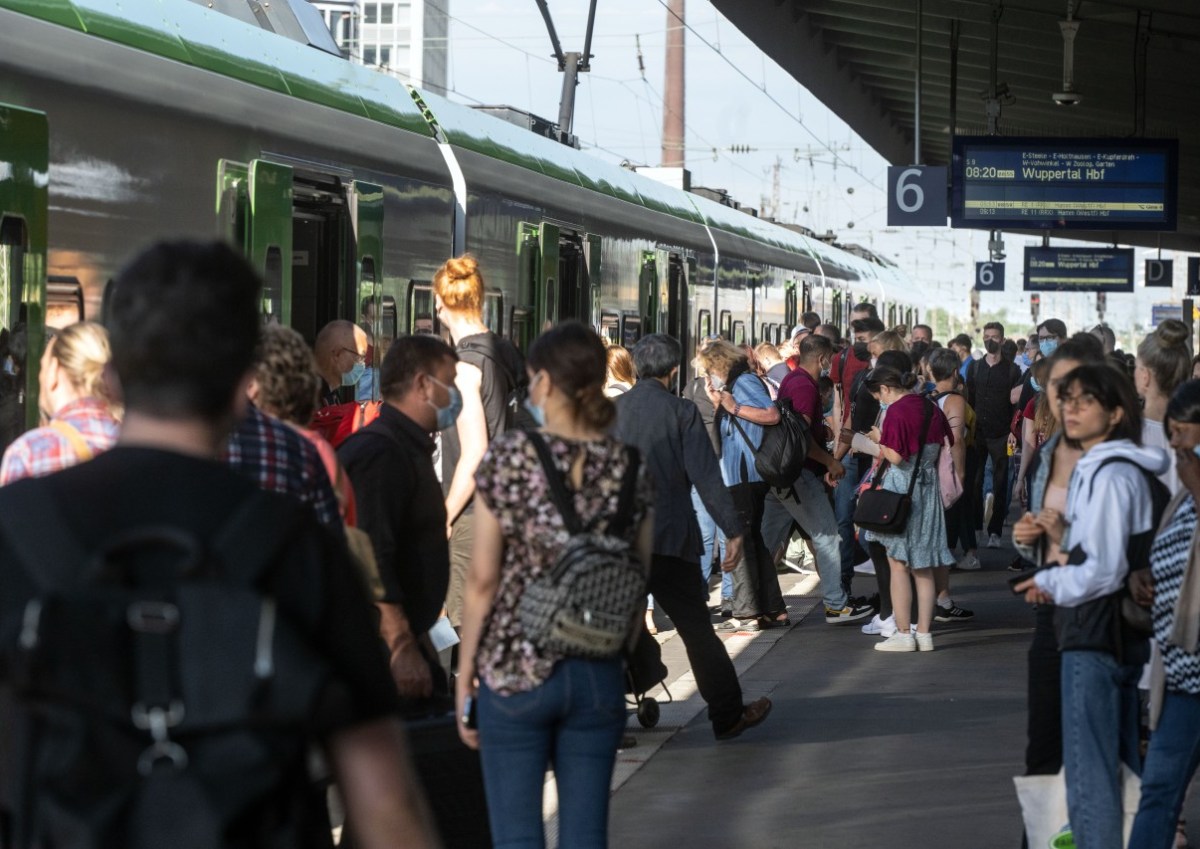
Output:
top-left (517, 432), bottom-right (646, 659)
top-left (853, 397), bottom-right (933, 535)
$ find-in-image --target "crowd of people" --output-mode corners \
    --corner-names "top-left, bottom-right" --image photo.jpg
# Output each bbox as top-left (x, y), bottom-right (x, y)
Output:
top-left (5, 241), bottom-right (1200, 848)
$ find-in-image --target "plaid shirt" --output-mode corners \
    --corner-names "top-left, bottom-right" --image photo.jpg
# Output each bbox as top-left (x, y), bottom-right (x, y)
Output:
top-left (223, 405), bottom-right (341, 530)
top-left (0, 398), bottom-right (119, 486)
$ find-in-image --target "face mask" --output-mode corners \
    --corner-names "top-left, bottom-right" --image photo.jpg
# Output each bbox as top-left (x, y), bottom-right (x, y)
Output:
top-left (425, 375), bottom-right (463, 430)
top-left (709, 375), bottom-right (726, 392)
top-left (1193, 445), bottom-right (1200, 460)
top-left (869, 357), bottom-right (878, 369)
top-left (984, 339), bottom-right (1000, 355)
top-left (1030, 376), bottom-right (1042, 393)
top-left (523, 397), bottom-right (546, 428)
top-left (852, 342), bottom-right (871, 362)
top-left (341, 361), bottom-right (366, 387)
top-left (819, 367), bottom-right (831, 379)
top-left (1, 357), bottom-right (12, 376)
top-left (879, 401), bottom-right (890, 411)
top-left (1040, 338), bottom-right (1059, 358)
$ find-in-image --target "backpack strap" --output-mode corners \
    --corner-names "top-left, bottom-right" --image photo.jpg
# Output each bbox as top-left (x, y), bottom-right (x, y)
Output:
top-left (0, 483), bottom-right (88, 591)
top-left (526, 431), bottom-right (585, 535)
top-left (49, 420), bottom-right (93, 463)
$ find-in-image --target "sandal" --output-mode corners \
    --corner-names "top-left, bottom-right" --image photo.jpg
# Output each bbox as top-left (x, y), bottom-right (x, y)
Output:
top-left (644, 609), bottom-right (658, 636)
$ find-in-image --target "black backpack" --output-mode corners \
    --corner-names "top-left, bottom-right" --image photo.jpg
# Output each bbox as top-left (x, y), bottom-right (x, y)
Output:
top-left (516, 432), bottom-right (646, 659)
top-left (729, 382), bottom-right (811, 489)
top-left (0, 487), bottom-right (335, 849)
top-left (457, 335), bottom-right (537, 432)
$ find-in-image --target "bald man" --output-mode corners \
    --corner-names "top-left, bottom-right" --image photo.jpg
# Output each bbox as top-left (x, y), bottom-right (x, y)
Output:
top-left (315, 319), bottom-right (369, 407)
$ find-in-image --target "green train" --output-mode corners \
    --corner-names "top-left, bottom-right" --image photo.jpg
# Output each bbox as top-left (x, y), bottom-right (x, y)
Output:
top-left (0, 0), bottom-right (920, 448)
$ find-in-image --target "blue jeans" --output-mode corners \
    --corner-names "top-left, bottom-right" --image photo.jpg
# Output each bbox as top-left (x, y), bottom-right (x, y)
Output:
top-left (1060, 650), bottom-right (1143, 849)
top-left (692, 487), bottom-right (728, 596)
top-left (834, 455), bottom-right (863, 581)
top-left (762, 470), bottom-right (846, 611)
top-left (478, 658), bottom-right (626, 849)
top-left (1129, 690), bottom-right (1200, 849)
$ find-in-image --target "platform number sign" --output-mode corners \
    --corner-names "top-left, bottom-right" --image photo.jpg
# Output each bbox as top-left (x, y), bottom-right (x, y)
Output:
top-left (975, 261), bottom-right (1005, 292)
top-left (1189, 258), bottom-right (1200, 297)
top-left (1145, 259), bottom-right (1173, 288)
top-left (887, 166), bottom-right (948, 226)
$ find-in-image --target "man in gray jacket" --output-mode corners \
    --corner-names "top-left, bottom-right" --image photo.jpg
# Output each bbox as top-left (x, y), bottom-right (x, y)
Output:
top-left (614, 334), bottom-right (771, 740)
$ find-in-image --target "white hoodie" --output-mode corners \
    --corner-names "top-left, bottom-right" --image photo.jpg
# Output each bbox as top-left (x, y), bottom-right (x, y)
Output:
top-left (1034, 439), bottom-right (1170, 608)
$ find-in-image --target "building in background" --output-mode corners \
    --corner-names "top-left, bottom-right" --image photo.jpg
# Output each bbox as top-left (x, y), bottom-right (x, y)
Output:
top-left (307, 1), bottom-right (448, 94)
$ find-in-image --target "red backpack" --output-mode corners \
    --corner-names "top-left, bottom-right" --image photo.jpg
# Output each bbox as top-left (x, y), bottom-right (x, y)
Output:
top-left (309, 400), bottom-right (383, 448)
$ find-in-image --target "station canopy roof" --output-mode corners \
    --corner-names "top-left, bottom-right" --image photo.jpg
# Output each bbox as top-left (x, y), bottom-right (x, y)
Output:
top-left (710, 0), bottom-right (1200, 251)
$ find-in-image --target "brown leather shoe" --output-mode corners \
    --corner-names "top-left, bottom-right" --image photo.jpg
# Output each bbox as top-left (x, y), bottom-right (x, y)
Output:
top-left (714, 696), bottom-right (773, 740)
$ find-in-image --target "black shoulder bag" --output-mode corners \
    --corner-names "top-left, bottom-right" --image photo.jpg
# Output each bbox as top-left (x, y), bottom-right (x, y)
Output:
top-left (853, 397), bottom-right (932, 535)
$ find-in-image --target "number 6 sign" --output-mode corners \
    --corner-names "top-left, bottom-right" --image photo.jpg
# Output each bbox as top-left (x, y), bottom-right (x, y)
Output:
top-left (975, 261), bottom-right (1005, 292)
top-left (887, 166), bottom-right (948, 226)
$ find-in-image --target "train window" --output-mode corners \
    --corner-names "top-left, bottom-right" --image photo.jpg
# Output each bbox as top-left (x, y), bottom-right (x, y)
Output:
top-left (599, 311), bottom-right (620, 346)
top-left (381, 295), bottom-right (398, 341)
top-left (732, 321), bottom-right (746, 346)
top-left (760, 324), bottom-right (768, 346)
top-left (719, 310), bottom-right (732, 340)
top-left (621, 314), bottom-right (641, 347)
top-left (0, 217), bottom-right (28, 454)
top-left (697, 309), bottom-right (712, 342)
top-left (408, 281), bottom-right (435, 335)
top-left (784, 284), bottom-right (798, 329)
top-left (483, 290), bottom-right (504, 335)
top-left (46, 277), bottom-right (84, 329)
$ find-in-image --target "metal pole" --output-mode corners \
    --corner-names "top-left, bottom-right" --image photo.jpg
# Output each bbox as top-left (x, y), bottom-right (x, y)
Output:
top-left (914, 0), bottom-right (923, 164)
top-left (534, 0), bottom-right (566, 68)
top-left (1185, 298), bottom-right (1195, 357)
top-left (558, 52), bottom-right (580, 137)
top-left (949, 19), bottom-right (959, 140)
top-left (581, 0), bottom-right (598, 71)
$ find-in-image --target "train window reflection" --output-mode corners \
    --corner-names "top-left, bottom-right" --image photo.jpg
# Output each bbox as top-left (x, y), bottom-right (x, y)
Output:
top-left (381, 295), bottom-right (398, 341)
top-left (719, 310), bottom-right (732, 340)
top-left (262, 247), bottom-right (282, 322)
top-left (599, 311), bottom-right (620, 346)
top-left (621, 314), bottom-right (640, 347)
top-left (732, 321), bottom-right (746, 346)
top-left (696, 309), bottom-right (712, 344)
top-left (483, 290), bottom-right (504, 335)
top-left (408, 281), bottom-right (435, 336)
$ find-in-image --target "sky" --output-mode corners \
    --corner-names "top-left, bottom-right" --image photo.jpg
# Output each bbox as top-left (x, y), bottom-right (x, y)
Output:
top-left (430, 0), bottom-right (1190, 342)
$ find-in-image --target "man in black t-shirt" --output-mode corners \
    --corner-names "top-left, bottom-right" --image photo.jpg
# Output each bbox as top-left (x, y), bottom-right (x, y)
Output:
top-left (965, 321), bottom-right (1023, 546)
top-left (0, 242), bottom-right (438, 849)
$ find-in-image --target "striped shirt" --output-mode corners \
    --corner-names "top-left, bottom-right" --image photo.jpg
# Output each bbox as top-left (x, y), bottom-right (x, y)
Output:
top-left (0, 398), bottom-right (119, 485)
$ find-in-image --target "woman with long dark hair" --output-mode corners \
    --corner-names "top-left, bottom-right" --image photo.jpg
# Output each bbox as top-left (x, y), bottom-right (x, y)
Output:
top-left (455, 321), bottom-right (654, 849)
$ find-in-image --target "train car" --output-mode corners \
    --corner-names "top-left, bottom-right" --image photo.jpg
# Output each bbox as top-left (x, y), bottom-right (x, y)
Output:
top-left (0, 0), bottom-right (920, 452)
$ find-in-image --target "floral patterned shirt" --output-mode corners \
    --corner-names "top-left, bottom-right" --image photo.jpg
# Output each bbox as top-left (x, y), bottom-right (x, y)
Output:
top-left (474, 429), bottom-right (653, 694)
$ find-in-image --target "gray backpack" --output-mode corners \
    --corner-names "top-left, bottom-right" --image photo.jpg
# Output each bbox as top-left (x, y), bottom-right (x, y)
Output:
top-left (517, 433), bottom-right (645, 659)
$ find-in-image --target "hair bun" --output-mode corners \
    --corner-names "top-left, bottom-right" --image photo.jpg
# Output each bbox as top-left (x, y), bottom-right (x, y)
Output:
top-left (446, 255), bottom-right (479, 282)
top-left (1155, 318), bottom-right (1190, 349)
top-left (900, 372), bottom-right (921, 391)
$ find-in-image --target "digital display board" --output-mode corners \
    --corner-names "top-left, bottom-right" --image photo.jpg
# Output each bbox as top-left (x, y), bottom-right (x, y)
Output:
top-left (951, 137), bottom-right (1177, 231)
top-left (1024, 247), bottom-right (1135, 292)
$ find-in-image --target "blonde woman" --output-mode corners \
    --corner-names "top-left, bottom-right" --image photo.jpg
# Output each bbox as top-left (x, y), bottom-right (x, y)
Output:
top-left (1137, 319), bottom-right (1193, 494)
top-left (604, 345), bottom-right (636, 397)
top-left (0, 321), bottom-right (118, 484)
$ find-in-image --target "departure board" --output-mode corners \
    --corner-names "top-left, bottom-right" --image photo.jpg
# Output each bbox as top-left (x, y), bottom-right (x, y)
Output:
top-left (951, 137), bottom-right (1177, 231)
top-left (1024, 247), bottom-right (1135, 293)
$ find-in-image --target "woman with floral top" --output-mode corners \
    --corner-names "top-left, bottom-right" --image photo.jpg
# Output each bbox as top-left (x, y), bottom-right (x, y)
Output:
top-left (456, 321), bottom-right (653, 849)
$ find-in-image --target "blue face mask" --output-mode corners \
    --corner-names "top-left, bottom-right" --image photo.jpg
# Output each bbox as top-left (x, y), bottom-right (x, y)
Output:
top-left (1039, 338), bottom-right (1059, 358)
top-left (426, 375), bottom-right (463, 431)
top-left (341, 360), bottom-right (366, 387)
top-left (1194, 445), bottom-right (1200, 460)
top-left (523, 397), bottom-right (546, 428)
top-left (1030, 375), bottom-right (1042, 393)
top-left (879, 401), bottom-right (890, 412)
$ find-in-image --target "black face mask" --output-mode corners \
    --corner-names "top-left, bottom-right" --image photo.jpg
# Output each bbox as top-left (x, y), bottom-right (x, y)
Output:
top-left (984, 339), bottom-right (1000, 355)
top-left (852, 341), bottom-right (871, 362)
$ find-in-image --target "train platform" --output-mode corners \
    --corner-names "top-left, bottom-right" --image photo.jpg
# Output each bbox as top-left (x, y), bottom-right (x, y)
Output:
top-left (580, 542), bottom-right (1200, 849)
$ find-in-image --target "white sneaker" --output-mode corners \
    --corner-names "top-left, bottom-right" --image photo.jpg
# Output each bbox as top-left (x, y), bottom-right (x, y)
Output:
top-left (957, 553), bottom-right (981, 571)
top-left (879, 614), bottom-right (897, 637)
top-left (983, 493), bottom-right (995, 528)
top-left (874, 632), bottom-right (917, 652)
top-left (862, 614), bottom-right (884, 635)
top-left (853, 559), bottom-right (876, 576)
top-left (987, 534), bottom-right (1001, 549)
top-left (915, 631), bottom-right (934, 652)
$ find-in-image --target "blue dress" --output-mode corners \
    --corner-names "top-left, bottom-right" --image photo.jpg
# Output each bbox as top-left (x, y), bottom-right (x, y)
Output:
top-left (864, 442), bottom-right (956, 569)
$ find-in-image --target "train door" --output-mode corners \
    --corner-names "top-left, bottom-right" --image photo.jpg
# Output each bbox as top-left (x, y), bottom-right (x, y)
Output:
top-left (585, 235), bottom-right (602, 330)
top-left (518, 221), bottom-right (588, 343)
top-left (218, 159), bottom-right (292, 324)
top-left (666, 253), bottom-right (688, 381)
top-left (555, 231), bottom-right (588, 326)
top-left (784, 281), bottom-right (798, 332)
top-left (638, 251), bottom-right (658, 341)
top-left (0, 103), bottom-right (48, 449)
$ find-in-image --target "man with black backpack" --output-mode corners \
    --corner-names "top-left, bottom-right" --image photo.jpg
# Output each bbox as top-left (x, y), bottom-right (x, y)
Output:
top-left (764, 334), bottom-right (874, 625)
top-left (0, 242), bottom-right (440, 849)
